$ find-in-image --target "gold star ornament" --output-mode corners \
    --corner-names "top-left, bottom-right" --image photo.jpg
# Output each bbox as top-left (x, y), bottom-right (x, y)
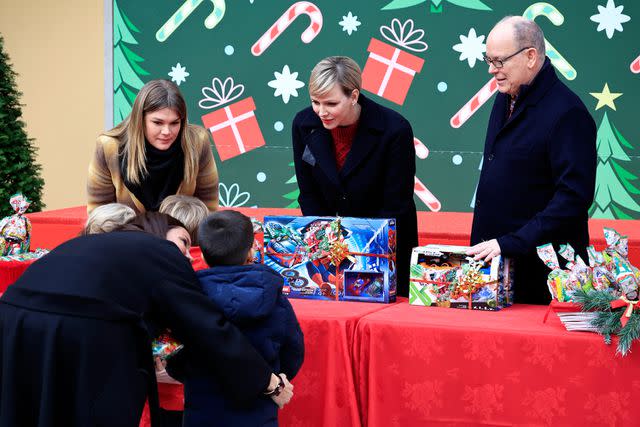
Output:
top-left (590, 83), bottom-right (622, 111)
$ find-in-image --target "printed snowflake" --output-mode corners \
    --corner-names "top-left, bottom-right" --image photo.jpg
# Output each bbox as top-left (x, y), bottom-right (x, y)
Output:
top-left (268, 65), bottom-right (305, 104)
top-left (168, 63), bottom-right (190, 85)
top-left (452, 28), bottom-right (486, 68)
top-left (339, 12), bottom-right (361, 36)
top-left (590, 0), bottom-right (631, 39)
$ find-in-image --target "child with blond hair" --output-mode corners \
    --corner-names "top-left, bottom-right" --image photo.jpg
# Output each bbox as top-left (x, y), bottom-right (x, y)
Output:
top-left (83, 203), bottom-right (135, 235)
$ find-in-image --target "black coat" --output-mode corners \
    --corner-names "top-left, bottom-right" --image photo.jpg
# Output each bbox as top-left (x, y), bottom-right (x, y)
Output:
top-left (0, 232), bottom-right (273, 427)
top-left (471, 58), bottom-right (597, 304)
top-left (178, 264), bottom-right (304, 427)
top-left (292, 94), bottom-right (418, 296)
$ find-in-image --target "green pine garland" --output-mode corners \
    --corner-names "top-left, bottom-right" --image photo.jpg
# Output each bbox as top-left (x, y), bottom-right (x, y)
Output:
top-left (573, 288), bottom-right (640, 356)
top-left (0, 34), bottom-right (45, 217)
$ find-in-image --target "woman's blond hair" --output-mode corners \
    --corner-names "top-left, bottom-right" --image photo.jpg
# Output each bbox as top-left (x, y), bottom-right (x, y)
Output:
top-left (102, 79), bottom-right (198, 185)
top-left (309, 56), bottom-right (362, 97)
top-left (83, 203), bottom-right (136, 235)
top-left (159, 195), bottom-right (210, 245)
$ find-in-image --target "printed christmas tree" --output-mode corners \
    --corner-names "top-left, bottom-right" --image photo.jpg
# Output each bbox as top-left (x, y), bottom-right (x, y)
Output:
top-left (283, 162), bottom-right (300, 209)
top-left (113, 0), bottom-right (148, 124)
top-left (0, 34), bottom-right (44, 216)
top-left (590, 111), bottom-right (640, 219)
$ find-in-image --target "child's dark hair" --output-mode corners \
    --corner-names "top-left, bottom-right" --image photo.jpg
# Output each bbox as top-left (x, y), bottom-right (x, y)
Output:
top-left (198, 210), bottom-right (254, 266)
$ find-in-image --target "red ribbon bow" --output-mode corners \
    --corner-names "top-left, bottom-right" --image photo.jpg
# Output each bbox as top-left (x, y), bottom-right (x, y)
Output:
top-left (610, 296), bottom-right (639, 327)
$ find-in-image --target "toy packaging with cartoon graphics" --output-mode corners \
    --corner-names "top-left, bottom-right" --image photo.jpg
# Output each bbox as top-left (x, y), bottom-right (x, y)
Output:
top-left (409, 244), bottom-right (514, 310)
top-left (263, 216), bottom-right (396, 303)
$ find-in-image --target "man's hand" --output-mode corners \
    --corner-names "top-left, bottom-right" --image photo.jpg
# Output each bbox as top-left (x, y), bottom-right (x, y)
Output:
top-left (270, 374), bottom-right (294, 408)
top-left (466, 239), bottom-right (501, 261)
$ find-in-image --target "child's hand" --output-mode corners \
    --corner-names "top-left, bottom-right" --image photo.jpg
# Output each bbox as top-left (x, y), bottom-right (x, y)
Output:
top-left (154, 356), bottom-right (167, 373)
top-left (271, 374), bottom-right (294, 409)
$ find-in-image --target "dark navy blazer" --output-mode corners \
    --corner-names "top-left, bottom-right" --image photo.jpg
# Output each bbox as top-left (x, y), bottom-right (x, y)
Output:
top-left (471, 58), bottom-right (597, 304)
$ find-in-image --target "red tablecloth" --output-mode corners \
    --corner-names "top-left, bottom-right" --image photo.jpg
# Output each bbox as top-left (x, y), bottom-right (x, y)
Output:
top-left (354, 302), bottom-right (640, 427)
top-left (139, 298), bottom-right (397, 427)
top-left (281, 299), bottom-right (397, 427)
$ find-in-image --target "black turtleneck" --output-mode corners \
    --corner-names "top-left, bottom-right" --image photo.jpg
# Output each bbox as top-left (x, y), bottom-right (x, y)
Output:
top-left (120, 140), bottom-right (185, 211)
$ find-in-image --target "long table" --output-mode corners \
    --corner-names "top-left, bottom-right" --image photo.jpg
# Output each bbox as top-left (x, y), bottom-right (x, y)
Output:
top-left (11, 207), bottom-right (640, 426)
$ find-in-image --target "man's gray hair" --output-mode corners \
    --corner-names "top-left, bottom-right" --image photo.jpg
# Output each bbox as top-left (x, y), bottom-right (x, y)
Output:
top-left (498, 16), bottom-right (546, 58)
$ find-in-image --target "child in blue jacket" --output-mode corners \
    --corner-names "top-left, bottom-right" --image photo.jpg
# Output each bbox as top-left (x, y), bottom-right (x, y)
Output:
top-left (172, 210), bottom-right (304, 427)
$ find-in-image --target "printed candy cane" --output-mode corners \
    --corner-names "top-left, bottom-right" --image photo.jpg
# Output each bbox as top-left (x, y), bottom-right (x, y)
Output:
top-left (523, 2), bottom-right (576, 80)
top-left (450, 78), bottom-right (498, 128)
top-left (251, 2), bottom-right (322, 56)
top-left (414, 137), bottom-right (429, 159)
top-left (414, 176), bottom-right (441, 212)
top-left (631, 55), bottom-right (640, 74)
top-left (156, 0), bottom-right (226, 42)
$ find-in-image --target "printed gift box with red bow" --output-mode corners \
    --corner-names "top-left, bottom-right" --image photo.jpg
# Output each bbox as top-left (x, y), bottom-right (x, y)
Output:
top-left (361, 18), bottom-right (428, 105)
top-left (200, 77), bottom-right (266, 162)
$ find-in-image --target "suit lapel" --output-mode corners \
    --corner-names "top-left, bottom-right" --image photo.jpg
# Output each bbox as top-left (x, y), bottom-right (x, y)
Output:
top-left (486, 93), bottom-right (508, 154)
top-left (339, 126), bottom-right (377, 179)
top-left (340, 95), bottom-right (382, 179)
top-left (305, 128), bottom-right (341, 188)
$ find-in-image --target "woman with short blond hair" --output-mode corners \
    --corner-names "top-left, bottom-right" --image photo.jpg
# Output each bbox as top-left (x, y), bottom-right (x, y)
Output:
top-left (291, 56), bottom-right (418, 297)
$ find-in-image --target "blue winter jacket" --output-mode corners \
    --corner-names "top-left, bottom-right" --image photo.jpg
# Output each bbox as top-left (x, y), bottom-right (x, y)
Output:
top-left (182, 263), bottom-right (304, 427)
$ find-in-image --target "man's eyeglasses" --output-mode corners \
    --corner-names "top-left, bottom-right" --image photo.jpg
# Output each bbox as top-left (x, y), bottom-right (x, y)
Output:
top-left (483, 46), bottom-right (532, 69)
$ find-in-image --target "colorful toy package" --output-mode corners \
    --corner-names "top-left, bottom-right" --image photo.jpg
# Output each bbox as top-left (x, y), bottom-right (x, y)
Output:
top-left (409, 244), bottom-right (513, 311)
top-left (263, 216), bottom-right (396, 303)
top-left (152, 332), bottom-right (183, 360)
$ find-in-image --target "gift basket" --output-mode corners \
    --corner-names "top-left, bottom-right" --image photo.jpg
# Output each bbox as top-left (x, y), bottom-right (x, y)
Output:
top-left (538, 228), bottom-right (640, 355)
top-left (0, 193), bottom-right (49, 292)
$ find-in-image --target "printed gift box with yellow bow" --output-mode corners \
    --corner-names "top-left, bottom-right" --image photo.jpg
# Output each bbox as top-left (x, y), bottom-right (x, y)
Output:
top-left (262, 216), bottom-right (397, 303)
top-left (200, 77), bottom-right (266, 161)
top-left (361, 18), bottom-right (428, 105)
top-left (409, 244), bottom-right (514, 311)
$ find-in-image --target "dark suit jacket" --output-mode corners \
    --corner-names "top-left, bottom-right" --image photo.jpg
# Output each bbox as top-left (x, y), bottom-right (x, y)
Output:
top-left (471, 58), bottom-right (597, 304)
top-left (292, 94), bottom-right (418, 296)
top-left (0, 232), bottom-right (272, 427)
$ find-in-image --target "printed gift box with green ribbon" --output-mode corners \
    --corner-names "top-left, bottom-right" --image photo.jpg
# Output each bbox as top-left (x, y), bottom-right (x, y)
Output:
top-left (263, 216), bottom-right (397, 303)
top-left (409, 244), bottom-right (514, 311)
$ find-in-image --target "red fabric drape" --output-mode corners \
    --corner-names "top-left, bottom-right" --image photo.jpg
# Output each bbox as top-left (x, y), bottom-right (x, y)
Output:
top-left (354, 303), bottom-right (640, 427)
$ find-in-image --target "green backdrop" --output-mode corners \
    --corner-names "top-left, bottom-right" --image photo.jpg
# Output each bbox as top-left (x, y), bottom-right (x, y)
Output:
top-left (110, 0), bottom-right (640, 218)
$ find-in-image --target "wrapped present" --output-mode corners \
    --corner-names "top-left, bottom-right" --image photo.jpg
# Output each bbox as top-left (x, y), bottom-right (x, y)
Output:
top-left (200, 77), bottom-right (266, 161)
top-left (0, 193), bottom-right (32, 256)
top-left (361, 18), bottom-right (427, 105)
top-left (409, 245), bottom-right (513, 311)
top-left (263, 216), bottom-right (396, 303)
top-left (152, 332), bottom-right (183, 360)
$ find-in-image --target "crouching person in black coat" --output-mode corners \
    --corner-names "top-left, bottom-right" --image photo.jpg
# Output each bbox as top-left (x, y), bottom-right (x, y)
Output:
top-left (0, 212), bottom-right (291, 427)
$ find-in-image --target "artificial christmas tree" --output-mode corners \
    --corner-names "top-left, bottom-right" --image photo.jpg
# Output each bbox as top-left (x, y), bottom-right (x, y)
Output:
top-left (0, 34), bottom-right (44, 217)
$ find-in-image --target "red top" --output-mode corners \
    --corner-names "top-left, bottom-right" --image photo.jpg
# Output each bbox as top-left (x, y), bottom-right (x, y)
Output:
top-left (330, 121), bottom-right (359, 170)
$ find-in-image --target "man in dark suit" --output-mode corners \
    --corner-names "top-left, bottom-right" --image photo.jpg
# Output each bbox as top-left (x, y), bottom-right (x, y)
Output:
top-left (467, 16), bottom-right (597, 304)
